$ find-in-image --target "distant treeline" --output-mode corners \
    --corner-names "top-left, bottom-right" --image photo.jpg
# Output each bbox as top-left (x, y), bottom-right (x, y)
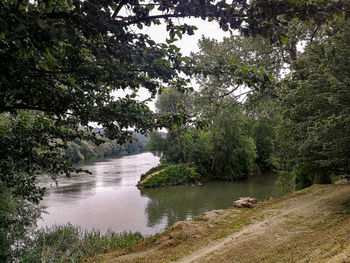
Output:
top-left (66, 137), bottom-right (147, 164)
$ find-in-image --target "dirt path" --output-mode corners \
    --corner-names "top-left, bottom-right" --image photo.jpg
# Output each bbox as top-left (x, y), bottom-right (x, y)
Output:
top-left (178, 185), bottom-right (350, 263)
top-left (136, 169), bottom-right (163, 187)
top-left (91, 184), bottom-right (350, 263)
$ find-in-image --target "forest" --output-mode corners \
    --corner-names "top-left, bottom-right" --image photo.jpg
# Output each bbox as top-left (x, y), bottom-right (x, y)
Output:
top-left (1, 0), bottom-right (350, 261)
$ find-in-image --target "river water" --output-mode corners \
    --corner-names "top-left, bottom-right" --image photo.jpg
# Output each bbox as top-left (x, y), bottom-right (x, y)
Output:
top-left (38, 152), bottom-right (280, 236)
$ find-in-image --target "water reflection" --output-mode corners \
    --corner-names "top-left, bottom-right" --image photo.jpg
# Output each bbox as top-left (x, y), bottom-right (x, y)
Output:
top-left (141, 175), bottom-right (280, 228)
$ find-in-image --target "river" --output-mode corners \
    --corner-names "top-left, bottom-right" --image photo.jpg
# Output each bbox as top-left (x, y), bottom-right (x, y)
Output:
top-left (38, 152), bottom-right (280, 236)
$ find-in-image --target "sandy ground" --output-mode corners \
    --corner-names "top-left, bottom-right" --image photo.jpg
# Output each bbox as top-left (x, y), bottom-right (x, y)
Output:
top-left (89, 184), bottom-right (350, 263)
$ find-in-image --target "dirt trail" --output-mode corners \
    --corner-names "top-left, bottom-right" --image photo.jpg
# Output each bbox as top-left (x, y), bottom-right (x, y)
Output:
top-left (179, 185), bottom-right (350, 263)
top-left (136, 169), bottom-right (163, 187)
top-left (91, 184), bottom-right (350, 263)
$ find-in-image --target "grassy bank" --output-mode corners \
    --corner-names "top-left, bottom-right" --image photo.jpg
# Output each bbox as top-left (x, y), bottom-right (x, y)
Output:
top-left (88, 184), bottom-right (350, 263)
top-left (138, 163), bottom-right (200, 188)
top-left (20, 224), bottom-right (143, 262)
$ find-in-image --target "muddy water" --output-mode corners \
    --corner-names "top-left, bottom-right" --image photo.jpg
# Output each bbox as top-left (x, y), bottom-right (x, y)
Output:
top-left (38, 152), bottom-right (280, 236)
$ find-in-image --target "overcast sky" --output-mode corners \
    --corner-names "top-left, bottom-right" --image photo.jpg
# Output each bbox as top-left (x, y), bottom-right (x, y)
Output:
top-left (116, 18), bottom-right (231, 111)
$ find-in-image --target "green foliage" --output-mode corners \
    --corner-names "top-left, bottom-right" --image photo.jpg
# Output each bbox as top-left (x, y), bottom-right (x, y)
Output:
top-left (20, 224), bottom-right (143, 263)
top-left (210, 104), bottom-right (256, 180)
top-left (274, 18), bottom-right (350, 187)
top-left (276, 171), bottom-right (296, 195)
top-left (252, 117), bottom-right (275, 171)
top-left (293, 164), bottom-right (313, 191)
top-left (0, 184), bottom-right (13, 262)
top-left (65, 137), bottom-right (147, 164)
top-left (142, 164), bottom-right (200, 188)
top-left (181, 129), bottom-right (213, 178)
top-left (140, 162), bottom-right (170, 181)
top-left (0, 183), bottom-right (42, 263)
top-left (157, 128), bottom-right (213, 178)
top-left (146, 132), bottom-right (166, 154)
top-left (155, 87), bottom-right (192, 115)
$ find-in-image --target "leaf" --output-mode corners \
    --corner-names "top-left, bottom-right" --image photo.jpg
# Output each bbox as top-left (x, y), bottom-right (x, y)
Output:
top-left (280, 35), bottom-right (290, 43)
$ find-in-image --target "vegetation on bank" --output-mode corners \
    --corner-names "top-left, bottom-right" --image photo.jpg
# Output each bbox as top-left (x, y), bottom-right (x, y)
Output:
top-left (19, 224), bottom-right (143, 263)
top-left (146, 18), bottom-right (350, 191)
top-left (139, 163), bottom-right (200, 188)
top-left (139, 163), bottom-right (170, 181)
top-left (66, 137), bottom-right (147, 164)
top-left (145, 87), bottom-right (273, 185)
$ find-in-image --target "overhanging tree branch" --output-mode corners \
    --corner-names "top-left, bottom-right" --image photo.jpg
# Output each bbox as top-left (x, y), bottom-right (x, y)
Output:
top-left (124, 13), bottom-right (246, 26)
top-left (112, 0), bottom-right (130, 19)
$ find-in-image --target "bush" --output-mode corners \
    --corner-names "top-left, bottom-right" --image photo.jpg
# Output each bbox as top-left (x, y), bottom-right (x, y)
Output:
top-left (276, 171), bottom-right (296, 195)
top-left (20, 224), bottom-right (143, 263)
top-left (142, 164), bottom-right (200, 188)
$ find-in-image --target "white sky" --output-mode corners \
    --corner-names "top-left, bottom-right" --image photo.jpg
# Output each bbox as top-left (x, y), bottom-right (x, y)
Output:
top-left (116, 18), bottom-right (231, 111)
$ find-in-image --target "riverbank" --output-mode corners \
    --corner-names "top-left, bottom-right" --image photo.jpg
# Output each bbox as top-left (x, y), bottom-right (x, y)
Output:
top-left (87, 184), bottom-right (350, 263)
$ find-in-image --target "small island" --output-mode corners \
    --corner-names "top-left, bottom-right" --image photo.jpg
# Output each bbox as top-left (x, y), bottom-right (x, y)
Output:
top-left (137, 163), bottom-right (201, 188)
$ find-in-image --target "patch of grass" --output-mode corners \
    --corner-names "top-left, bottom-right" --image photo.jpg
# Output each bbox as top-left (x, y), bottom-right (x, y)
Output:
top-left (254, 214), bottom-right (265, 221)
top-left (213, 231), bottom-right (230, 240)
top-left (344, 210), bottom-right (350, 215)
top-left (193, 215), bottom-right (209, 221)
top-left (20, 224), bottom-right (143, 263)
top-left (170, 255), bottom-right (180, 261)
top-left (135, 257), bottom-right (146, 262)
top-left (230, 219), bottom-right (251, 232)
top-left (223, 215), bottom-right (234, 221)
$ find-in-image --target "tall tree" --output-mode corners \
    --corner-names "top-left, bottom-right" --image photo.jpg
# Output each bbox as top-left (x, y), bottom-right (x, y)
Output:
top-left (275, 18), bottom-right (350, 187)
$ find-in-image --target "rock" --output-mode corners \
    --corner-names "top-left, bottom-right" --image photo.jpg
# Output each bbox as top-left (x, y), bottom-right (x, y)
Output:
top-left (335, 179), bottom-right (348, 185)
top-left (233, 200), bottom-right (252, 208)
top-left (233, 197), bottom-right (257, 208)
top-left (190, 181), bottom-right (202, 187)
top-left (248, 198), bottom-right (257, 204)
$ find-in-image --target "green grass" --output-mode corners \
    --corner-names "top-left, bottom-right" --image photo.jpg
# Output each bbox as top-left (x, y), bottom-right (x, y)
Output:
top-left (193, 216), bottom-right (209, 222)
top-left (20, 224), bottom-right (143, 263)
top-left (140, 163), bottom-right (171, 181)
top-left (213, 231), bottom-right (230, 240)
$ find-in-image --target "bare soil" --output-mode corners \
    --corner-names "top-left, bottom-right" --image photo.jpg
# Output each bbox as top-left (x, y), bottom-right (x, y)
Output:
top-left (87, 184), bottom-right (350, 263)
top-left (136, 169), bottom-right (164, 188)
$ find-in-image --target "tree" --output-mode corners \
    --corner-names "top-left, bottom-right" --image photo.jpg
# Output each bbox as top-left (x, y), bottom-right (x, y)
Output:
top-left (251, 117), bottom-right (274, 171)
top-left (274, 18), bottom-right (350, 187)
top-left (209, 101), bottom-right (256, 180)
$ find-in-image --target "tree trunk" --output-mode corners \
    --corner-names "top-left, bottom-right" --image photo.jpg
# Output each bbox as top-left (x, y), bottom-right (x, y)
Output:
top-left (313, 170), bottom-right (331, 184)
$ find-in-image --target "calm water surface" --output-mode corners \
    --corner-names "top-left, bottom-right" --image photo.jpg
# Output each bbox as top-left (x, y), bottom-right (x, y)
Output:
top-left (39, 152), bottom-right (280, 236)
